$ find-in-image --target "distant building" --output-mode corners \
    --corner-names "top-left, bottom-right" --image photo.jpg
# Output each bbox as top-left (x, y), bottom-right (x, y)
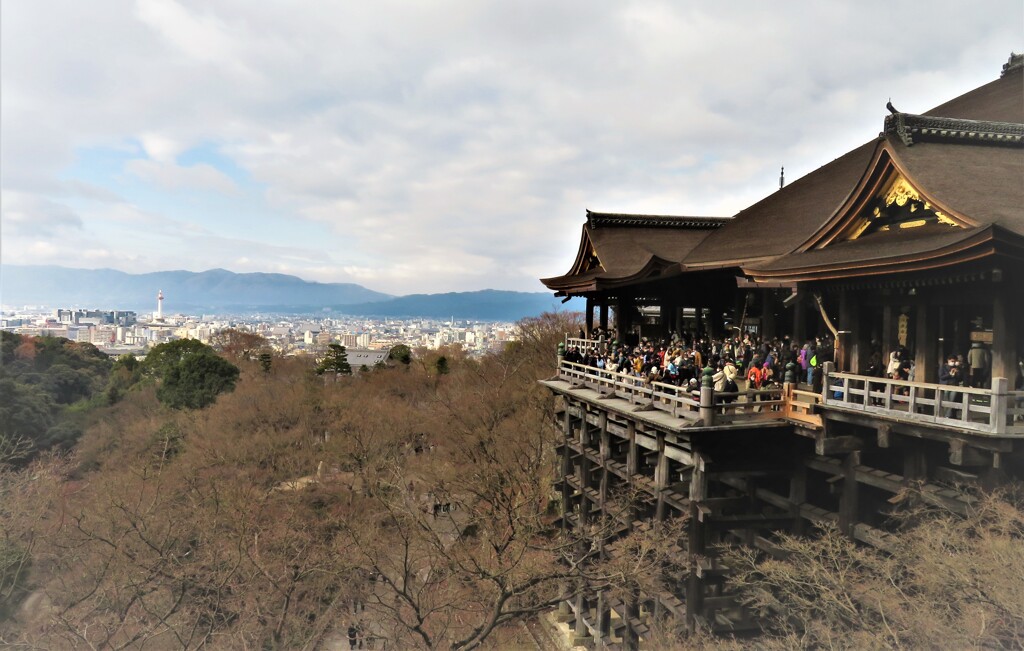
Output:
top-left (56, 309), bottom-right (137, 327)
top-left (347, 349), bottom-right (390, 368)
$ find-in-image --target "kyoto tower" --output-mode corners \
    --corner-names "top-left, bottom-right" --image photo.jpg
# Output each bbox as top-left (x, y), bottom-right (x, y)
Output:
top-left (157, 290), bottom-right (164, 321)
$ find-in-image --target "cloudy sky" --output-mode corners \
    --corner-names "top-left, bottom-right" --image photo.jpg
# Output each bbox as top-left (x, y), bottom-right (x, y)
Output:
top-left (2, 1), bottom-right (1020, 294)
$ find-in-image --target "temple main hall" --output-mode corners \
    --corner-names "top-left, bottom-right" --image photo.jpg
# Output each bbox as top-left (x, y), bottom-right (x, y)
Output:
top-left (540, 54), bottom-right (1024, 647)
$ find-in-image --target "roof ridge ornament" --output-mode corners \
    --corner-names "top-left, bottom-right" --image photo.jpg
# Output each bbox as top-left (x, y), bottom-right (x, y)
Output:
top-left (883, 112), bottom-right (1024, 147)
top-left (1001, 52), bottom-right (1023, 77)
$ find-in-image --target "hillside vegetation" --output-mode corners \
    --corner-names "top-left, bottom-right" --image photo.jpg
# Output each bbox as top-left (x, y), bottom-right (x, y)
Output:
top-left (0, 333), bottom-right (113, 455)
top-left (1, 317), bottom-right (1023, 650)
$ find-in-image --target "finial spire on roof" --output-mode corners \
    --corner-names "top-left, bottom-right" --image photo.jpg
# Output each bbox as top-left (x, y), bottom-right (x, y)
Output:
top-left (779, 166), bottom-right (785, 190)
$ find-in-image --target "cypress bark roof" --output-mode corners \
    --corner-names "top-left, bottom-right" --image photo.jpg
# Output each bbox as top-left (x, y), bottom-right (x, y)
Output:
top-left (540, 212), bottom-right (728, 293)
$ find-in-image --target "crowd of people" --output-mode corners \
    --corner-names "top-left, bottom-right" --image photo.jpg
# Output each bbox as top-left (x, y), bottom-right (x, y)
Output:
top-left (563, 326), bottom-right (836, 394)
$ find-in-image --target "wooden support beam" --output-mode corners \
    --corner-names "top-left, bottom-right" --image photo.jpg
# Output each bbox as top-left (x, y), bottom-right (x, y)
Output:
top-left (823, 410), bottom-right (1013, 452)
top-left (949, 439), bottom-right (990, 467)
top-left (706, 513), bottom-right (795, 528)
top-left (934, 466), bottom-right (980, 487)
top-left (852, 523), bottom-right (897, 552)
top-left (815, 434), bottom-right (863, 456)
top-left (877, 423), bottom-right (892, 448)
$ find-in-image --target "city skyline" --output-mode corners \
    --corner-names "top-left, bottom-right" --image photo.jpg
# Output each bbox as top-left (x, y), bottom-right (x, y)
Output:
top-left (2, 1), bottom-right (1021, 294)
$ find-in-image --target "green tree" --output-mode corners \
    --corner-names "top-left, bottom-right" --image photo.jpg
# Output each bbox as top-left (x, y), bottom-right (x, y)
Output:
top-left (434, 355), bottom-right (449, 375)
top-left (258, 351), bottom-right (273, 374)
top-left (142, 339), bottom-right (211, 378)
top-left (0, 378), bottom-right (56, 447)
top-left (316, 344), bottom-right (352, 375)
top-left (388, 344), bottom-right (412, 365)
top-left (156, 352), bottom-right (240, 409)
top-left (41, 363), bottom-right (95, 405)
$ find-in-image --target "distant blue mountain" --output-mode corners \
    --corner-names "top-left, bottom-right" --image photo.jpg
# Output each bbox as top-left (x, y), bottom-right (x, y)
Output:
top-left (0, 265), bottom-right (578, 320)
top-left (332, 290), bottom-right (576, 321)
top-left (0, 265), bottom-right (391, 311)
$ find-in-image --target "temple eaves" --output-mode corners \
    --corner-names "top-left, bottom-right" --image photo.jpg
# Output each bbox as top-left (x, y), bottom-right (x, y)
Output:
top-left (883, 113), bottom-right (1024, 147)
top-left (586, 210), bottom-right (731, 229)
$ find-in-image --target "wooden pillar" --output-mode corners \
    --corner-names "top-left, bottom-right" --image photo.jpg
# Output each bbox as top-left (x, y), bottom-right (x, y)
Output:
top-left (837, 291), bottom-right (852, 373)
top-left (557, 592), bottom-right (572, 623)
top-left (709, 300), bottom-right (723, 340)
top-left (661, 303), bottom-right (674, 339)
top-left (599, 413), bottom-right (609, 512)
top-left (578, 420), bottom-right (592, 526)
top-left (626, 422), bottom-right (638, 478)
top-left (616, 295), bottom-right (635, 345)
top-left (573, 591), bottom-right (587, 644)
top-left (839, 289), bottom-right (866, 373)
top-left (686, 451), bottom-right (706, 629)
top-left (762, 290), bottom-right (776, 340)
top-left (904, 446), bottom-right (928, 483)
top-left (789, 463), bottom-right (807, 535)
top-left (792, 294), bottom-right (807, 344)
top-left (625, 421), bottom-right (638, 527)
top-left (561, 408), bottom-right (573, 532)
top-left (915, 300), bottom-right (938, 383)
top-left (599, 302), bottom-right (609, 332)
top-left (735, 293), bottom-right (747, 336)
top-left (585, 297), bottom-right (595, 337)
top-left (624, 593), bottom-right (640, 650)
top-left (654, 432), bottom-right (668, 522)
top-left (992, 284), bottom-right (1018, 381)
top-left (597, 590), bottom-right (611, 640)
top-left (839, 451), bottom-right (860, 538)
top-left (881, 304), bottom-right (896, 363)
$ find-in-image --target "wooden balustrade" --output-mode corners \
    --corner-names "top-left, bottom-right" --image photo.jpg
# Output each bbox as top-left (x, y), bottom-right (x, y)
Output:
top-left (564, 336), bottom-right (610, 355)
top-left (823, 368), bottom-right (1024, 436)
top-left (558, 359), bottom-right (1022, 436)
top-left (557, 360), bottom-right (809, 428)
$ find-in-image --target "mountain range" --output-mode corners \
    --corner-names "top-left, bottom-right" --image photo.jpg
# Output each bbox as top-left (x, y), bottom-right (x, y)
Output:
top-left (0, 265), bottom-right (575, 321)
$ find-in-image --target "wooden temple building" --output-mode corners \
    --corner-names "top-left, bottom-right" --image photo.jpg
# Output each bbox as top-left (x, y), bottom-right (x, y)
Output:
top-left (539, 54), bottom-right (1024, 647)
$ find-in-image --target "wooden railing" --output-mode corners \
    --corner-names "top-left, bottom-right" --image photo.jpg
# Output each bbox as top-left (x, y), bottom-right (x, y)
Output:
top-left (564, 335), bottom-right (611, 356)
top-left (554, 355), bottom-right (1023, 437)
top-left (557, 360), bottom-right (814, 428)
top-left (822, 366), bottom-right (1024, 436)
top-left (559, 360), bottom-right (702, 422)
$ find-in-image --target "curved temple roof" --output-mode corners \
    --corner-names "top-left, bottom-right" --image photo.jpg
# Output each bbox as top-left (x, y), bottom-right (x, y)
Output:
top-left (541, 211), bottom-right (729, 294)
top-left (543, 56), bottom-right (1024, 295)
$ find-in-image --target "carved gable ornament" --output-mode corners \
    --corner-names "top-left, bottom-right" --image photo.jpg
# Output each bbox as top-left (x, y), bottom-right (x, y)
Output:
top-left (798, 146), bottom-right (976, 252)
top-left (579, 239), bottom-right (602, 273)
top-left (843, 173), bottom-right (964, 240)
top-left (568, 230), bottom-right (604, 276)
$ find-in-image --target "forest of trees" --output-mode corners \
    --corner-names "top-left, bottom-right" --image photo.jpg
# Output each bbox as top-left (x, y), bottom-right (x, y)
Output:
top-left (0, 333), bottom-right (113, 455)
top-left (1, 320), bottom-right (1023, 649)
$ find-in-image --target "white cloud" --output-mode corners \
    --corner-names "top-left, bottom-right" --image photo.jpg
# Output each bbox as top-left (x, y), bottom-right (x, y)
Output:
top-left (138, 133), bottom-right (185, 164)
top-left (125, 159), bottom-right (238, 193)
top-left (1, 0), bottom-right (1021, 294)
top-left (1, 191), bottom-right (83, 237)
